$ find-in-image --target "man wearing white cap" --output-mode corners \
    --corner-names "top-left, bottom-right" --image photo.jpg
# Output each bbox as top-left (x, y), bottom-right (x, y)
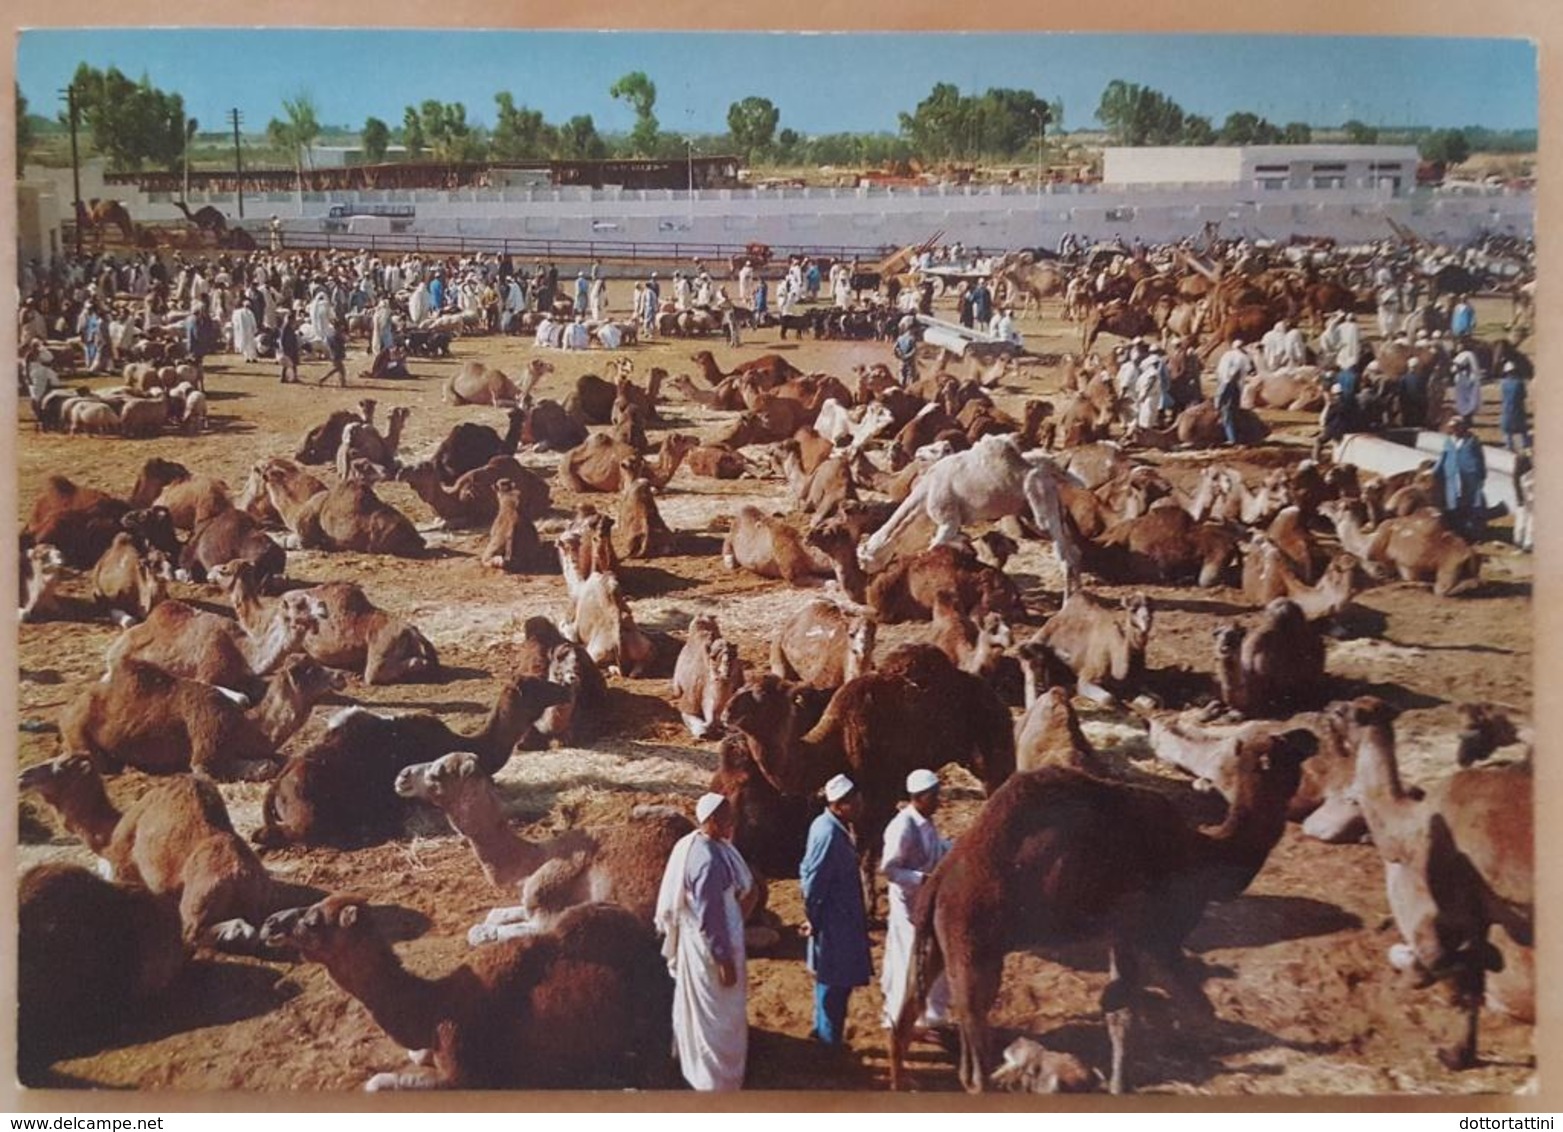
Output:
top-left (655, 792), bottom-right (756, 1091)
top-left (800, 774), bottom-right (873, 1047)
top-left (880, 769), bottom-right (952, 1036)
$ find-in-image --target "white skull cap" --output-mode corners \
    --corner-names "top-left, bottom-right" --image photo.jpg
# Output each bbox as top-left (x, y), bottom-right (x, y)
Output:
top-left (906, 768), bottom-right (940, 795)
top-left (695, 792), bottom-right (728, 823)
top-left (824, 774), bottom-right (856, 803)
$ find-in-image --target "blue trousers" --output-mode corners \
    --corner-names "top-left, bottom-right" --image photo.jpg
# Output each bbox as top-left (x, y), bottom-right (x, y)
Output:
top-left (813, 983), bottom-right (852, 1045)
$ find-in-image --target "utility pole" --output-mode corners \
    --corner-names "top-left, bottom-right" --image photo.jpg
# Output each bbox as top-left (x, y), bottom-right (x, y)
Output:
top-left (1034, 109), bottom-right (1045, 200)
top-left (61, 84), bottom-right (82, 256)
top-left (686, 138), bottom-right (695, 228)
top-left (230, 108), bottom-right (245, 219)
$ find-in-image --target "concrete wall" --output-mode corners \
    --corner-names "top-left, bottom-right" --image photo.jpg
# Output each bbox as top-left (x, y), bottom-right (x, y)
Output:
top-left (15, 181), bottom-right (64, 264)
top-left (1104, 145), bottom-right (1420, 193)
top-left (1103, 147), bottom-right (1243, 186)
top-left (25, 156), bottom-right (1533, 255)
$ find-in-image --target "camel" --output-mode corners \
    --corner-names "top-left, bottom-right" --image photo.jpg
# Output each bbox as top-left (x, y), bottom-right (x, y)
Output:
top-left (18, 864), bottom-right (184, 1080)
top-left (90, 533), bottom-right (171, 626)
top-left (1241, 539), bottom-right (1360, 621)
top-left (865, 544), bottom-right (1023, 625)
top-left (393, 751), bottom-right (694, 941)
top-left (1320, 501), bottom-right (1481, 597)
top-left (892, 728), bottom-right (1317, 1093)
top-left (103, 589), bottom-right (325, 696)
top-left (259, 895), bottom-right (673, 1090)
top-left (480, 478), bottom-right (548, 573)
top-left (337, 406), bottom-right (411, 474)
top-left (720, 647), bottom-right (1014, 906)
top-left (212, 560), bottom-right (438, 686)
top-left (1212, 599), bottom-right (1326, 719)
top-left (179, 507), bottom-right (288, 586)
top-left (445, 357), bottom-right (553, 407)
top-left (1026, 590), bottom-right (1153, 702)
top-left (769, 600), bottom-right (877, 689)
top-left (670, 614), bottom-right (746, 740)
top-left (428, 408), bottom-right (526, 482)
top-left (25, 475), bottom-right (132, 569)
top-left (285, 476), bottom-right (426, 558)
top-left (615, 476), bottom-right (676, 559)
top-left (20, 542), bottom-right (66, 623)
top-left (722, 506), bottom-right (834, 586)
top-left (396, 456), bottom-right (532, 529)
top-left (560, 433), bottom-right (696, 494)
top-left (80, 199), bottom-right (137, 243)
top-left (860, 435), bottom-right (1083, 595)
top-left (781, 444), bottom-right (856, 519)
top-left (252, 677), bottom-right (569, 847)
top-left (172, 200), bottom-right (228, 235)
top-left (522, 395), bottom-right (589, 451)
top-left (59, 654), bottom-right (342, 781)
top-left (1014, 685), bottom-right (1101, 773)
top-left (512, 616), bottom-right (608, 747)
top-left (129, 458), bottom-right (231, 530)
top-left (19, 756), bottom-right (288, 950)
top-left (1323, 697), bottom-right (1533, 1069)
top-left (1084, 506), bottom-right (1239, 589)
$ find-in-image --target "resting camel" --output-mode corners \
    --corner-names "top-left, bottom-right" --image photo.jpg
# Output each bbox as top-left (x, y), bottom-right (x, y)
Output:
top-left (1014, 685), bottom-right (1101, 773)
top-left (513, 616), bottom-right (607, 747)
top-left (670, 614), bottom-right (746, 740)
top-left (20, 756), bottom-right (289, 950)
top-left (560, 433), bottom-right (696, 494)
top-left (1241, 539), bottom-right (1360, 621)
top-left (770, 600), bottom-right (876, 689)
top-left (285, 476), bottom-right (426, 558)
top-left (259, 896), bottom-right (673, 1090)
top-left (211, 560), bottom-right (438, 686)
top-left (1324, 697), bottom-right (1532, 1069)
top-left (428, 408), bottom-right (526, 482)
top-left (129, 457), bottom-right (232, 529)
top-left (396, 456), bottom-right (532, 529)
top-left (25, 475), bottom-right (131, 568)
top-left (1212, 599), bottom-right (1326, 719)
top-left (18, 864), bottom-right (184, 1080)
top-left (252, 677), bottom-right (569, 847)
top-left (394, 751), bottom-right (694, 941)
top-left (445, 357), bottom-right (553, 407)
top-left (860, 435), bottom-right (1082, 595)
top-left (179, 507), bottom-right (287, 586)
top-left (892, 729), bottom-right (1317, 1093)
top-left (1320, 501), bottom-right (1480, 598)
top-left (59, 654), bottom-right (342, 780)
top-left (1083, 506), bottom-right (1239, 589)
top-left (1026, 590), bottom-right (1152, 702)
top-left (103, 588), bottom-right (325, 696)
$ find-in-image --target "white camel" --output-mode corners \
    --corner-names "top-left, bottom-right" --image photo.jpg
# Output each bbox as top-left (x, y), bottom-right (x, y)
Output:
top-left (859, 434), bottom-right (1083, 593)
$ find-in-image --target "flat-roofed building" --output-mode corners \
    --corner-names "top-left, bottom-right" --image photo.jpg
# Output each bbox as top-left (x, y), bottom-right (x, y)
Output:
top-left (1102, 145), bottom-right (1420, 195)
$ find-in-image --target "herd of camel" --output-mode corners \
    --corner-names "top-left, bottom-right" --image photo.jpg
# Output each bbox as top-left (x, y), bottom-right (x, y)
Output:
top-left (16, 308), bottom-right (1533, 1093)
top-left (75, 198), bottom-right (257, 251)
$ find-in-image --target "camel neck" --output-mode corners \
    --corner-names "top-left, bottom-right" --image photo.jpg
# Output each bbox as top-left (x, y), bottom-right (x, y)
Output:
top-left (227, 574), bottom-right (269, 636)
top-left (323, 936), bottom-right (450, 1052)
top-left (243, 616), bottom-right (306, 677)
top-left (1350, 721), bottom-right (1412, 824)
top-left (447, 785), bottom-right (546, 887)
top-left (248, 680), bottom-right (311, 747)
top-left (1192, 784), bottom-right (1293, 902)
top-left (466, 691), bottom-right (527, 775)
top-left (59, 783), bottom-right (123, 854)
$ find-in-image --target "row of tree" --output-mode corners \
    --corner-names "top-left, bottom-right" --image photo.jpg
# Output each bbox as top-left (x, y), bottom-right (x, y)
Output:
top-left (27, 63), bottom-right (1504, 175)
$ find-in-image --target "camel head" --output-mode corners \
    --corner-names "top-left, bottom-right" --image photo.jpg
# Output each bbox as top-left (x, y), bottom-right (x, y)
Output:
top-left (1321, 696), bottom-right (1401, 747)
top-left (208, 559), bottom-right (256, 595)
top-left (546, 641), bottom-right (583, 693)
top-left (18, 753), bottom-right (105, 810)
top-left (26, 543), bottom-right (65, 587)
top-left (1230, 728), bottom-right (1319, 817)
top-left (356, 398), bottom-right (378, 425)
top-left (1455, 702), bottom-right (1524, 768)
top-left (279, 589), bottom-right (330, 635)
top-left (122, 506), bottom-right (180, 558)
top-left (258, 893), bottom-right (372, 959)
top-left (500, 675), bottom-right (574, 721)
top-left (1212, 622), bottom-right (1245, 662)
top-left (719, 676), bottom-right (798, 751)
top-left (273, 654), bottom-right (347, 703)
top-left (847, 615), bottom-right (877, 666)
top-left (394, 750), bottom-right (486, 809)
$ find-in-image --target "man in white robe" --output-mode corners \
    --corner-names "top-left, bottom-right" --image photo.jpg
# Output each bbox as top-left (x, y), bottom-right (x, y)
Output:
top-left (408, 280), bottom-right (431, 326)
top-left (880, 770), bottom-right (951, 1033)
top-left (309, 287), bottom-right (332, 343)
top-left (1261, 321), bottom-right (1289, 371)
top-left (231, 300), bottom-right (260, 363)
top-left (656, 793), bottom-right (755, 1092)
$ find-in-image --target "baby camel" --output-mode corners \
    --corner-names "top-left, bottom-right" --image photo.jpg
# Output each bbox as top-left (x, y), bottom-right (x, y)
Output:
top-left (394, 751), bottom-right (694, 944)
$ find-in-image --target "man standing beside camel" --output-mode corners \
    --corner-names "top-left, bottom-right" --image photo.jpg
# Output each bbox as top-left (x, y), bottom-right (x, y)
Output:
top-left (880, 770), bottom-right (952, 1040)
top-left (801, 775), bottom-right (873, 1048)
top-left (656, 793), bottom-right (757, 1092)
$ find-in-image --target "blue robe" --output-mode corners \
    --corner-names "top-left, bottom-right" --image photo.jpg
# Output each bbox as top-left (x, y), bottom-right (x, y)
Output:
top-left (1434, 435), bottom-right (1486, 515)
top-left (799, 811), bottom-right (872, 988)
top-left (1501, 375), bottom-right (1528, 436)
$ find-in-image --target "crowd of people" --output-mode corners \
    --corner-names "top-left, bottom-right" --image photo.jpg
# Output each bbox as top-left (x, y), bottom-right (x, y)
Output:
top-left (656, 770), bottom-right (951, 1092)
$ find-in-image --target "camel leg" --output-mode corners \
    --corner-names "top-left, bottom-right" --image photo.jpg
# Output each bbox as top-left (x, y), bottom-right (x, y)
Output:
top-left (946, 945), bottom-right (1001, 1093)
top-left (1103, 945), bottom-right (1140, 1095)
top-left (1437, 951), bottom-right (1487, 1071)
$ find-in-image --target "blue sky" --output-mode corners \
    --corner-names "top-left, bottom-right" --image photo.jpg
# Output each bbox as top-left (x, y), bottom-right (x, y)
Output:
top-left (16, 30), bottom-right (1538, 138)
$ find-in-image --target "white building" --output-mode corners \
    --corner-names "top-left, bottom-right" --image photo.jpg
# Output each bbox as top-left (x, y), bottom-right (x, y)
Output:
top-left (1102, 145), bottom-right (1421, 195)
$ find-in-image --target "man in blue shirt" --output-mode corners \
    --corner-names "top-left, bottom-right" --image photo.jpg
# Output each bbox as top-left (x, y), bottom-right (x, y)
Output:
top-left (1434, 415), bottom-right (1487, 539)
top-left (800, 774), bottom-right (873, 1047)
top-left (1500, 361), bottom-right (1530, 453)
top-left (893, 319), bottom-right (919, 387)
top-left (1450, 294), bottom-right (1476, 340)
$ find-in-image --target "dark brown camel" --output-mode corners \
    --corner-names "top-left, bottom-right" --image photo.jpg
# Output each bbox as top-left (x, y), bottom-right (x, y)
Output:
top-left (174, 201), bottom-right (229, 235)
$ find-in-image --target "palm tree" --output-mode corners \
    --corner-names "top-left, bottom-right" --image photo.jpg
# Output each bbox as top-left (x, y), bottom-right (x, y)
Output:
top-left (267, 92), bottom-right (321, 206)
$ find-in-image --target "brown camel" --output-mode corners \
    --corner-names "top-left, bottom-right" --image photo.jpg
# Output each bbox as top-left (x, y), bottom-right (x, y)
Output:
top-left (892, 728), bottom-right (1316, 1093)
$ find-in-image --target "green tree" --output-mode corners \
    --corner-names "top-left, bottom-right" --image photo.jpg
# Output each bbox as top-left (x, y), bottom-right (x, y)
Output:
top-left (413, 100), bottom-right (484, 162)
top-left (1217, 111), bottom-right (1282, 146)
top-left (492, 93), bottom-right (555, 160)
top-left (1342, 119), bottom-right (1379, 144)
top-left (1181, 114), bottom-right (1216, 146)
top-left (16, 83), bottom-right (33, 162)
top-left (898, 82), bottom-right (969, 159)
top-left (266, 91), bottom-right (321, 197)
top-left (361, 116), bottom-right (390, 163)
top-left (726, 96), bottom-right (780, 162)
top-left (609, 71), bottom-right (659, 155)
top-left (1095, 79), bottom-right (1187, 146)
top-left (774, 126), bottom-right (801, 162)
top-left (69, 63), bottom-right (187, 170)
top-left (402, 106), bottom-right (426, 158)
top-left (1419, 129), bottom-right (1471, 167)
top-left (555, 114), bottom-right (606, 160)
top-left (1281, 121), bottom-right (1313, 144)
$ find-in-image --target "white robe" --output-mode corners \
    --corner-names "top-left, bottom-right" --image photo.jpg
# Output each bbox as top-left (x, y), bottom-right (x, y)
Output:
top-left (656, 831), bottom-right (754, 1092)
top-left (408, 284), bottom-right (431, 326)
top-left (309, 292), bottom-right (332, 343)
top-left (231, 306), bottom-right (259, 362)
top-left (880, 806), bottom-right (950, 1028)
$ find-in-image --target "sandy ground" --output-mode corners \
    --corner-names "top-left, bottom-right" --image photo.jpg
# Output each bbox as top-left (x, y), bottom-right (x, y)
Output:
top-left (14, 294), bottom-right (1534, 1096)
